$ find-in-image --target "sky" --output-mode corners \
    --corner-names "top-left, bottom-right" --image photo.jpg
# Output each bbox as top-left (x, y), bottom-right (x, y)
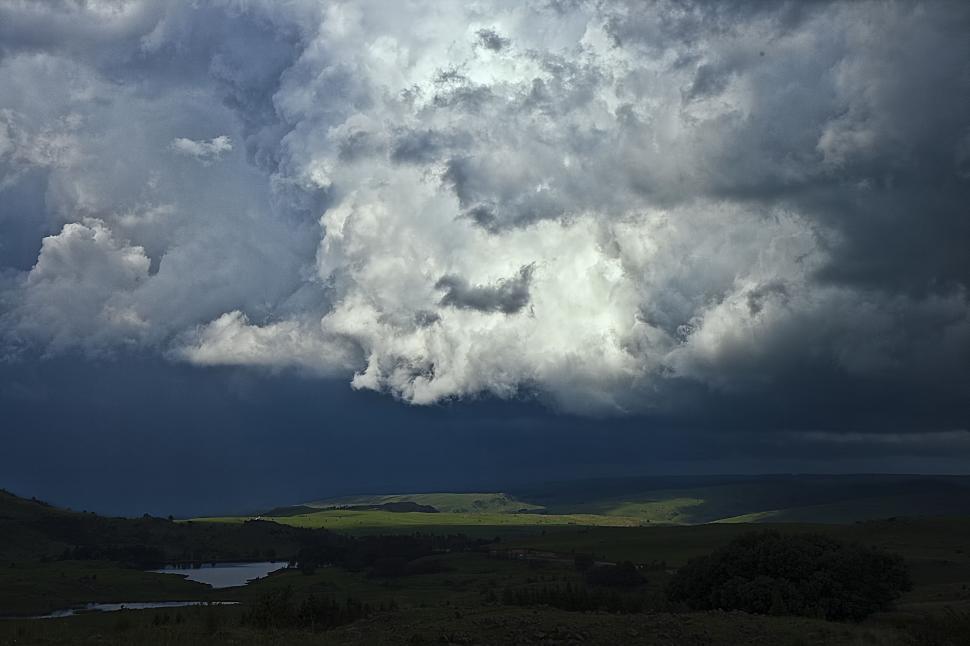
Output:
top-left (0, 1), bottom-right (968, 516)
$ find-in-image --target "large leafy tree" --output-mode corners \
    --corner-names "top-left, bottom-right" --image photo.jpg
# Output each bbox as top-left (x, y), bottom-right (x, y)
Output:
top-left (667, 531), bottom-right (911, 621)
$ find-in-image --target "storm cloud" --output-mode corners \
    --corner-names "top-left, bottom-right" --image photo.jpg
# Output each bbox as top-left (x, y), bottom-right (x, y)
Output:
top-left (0, 0), bottom-right (967, 428)
top-left (436, 265), bottom-right (534, 314)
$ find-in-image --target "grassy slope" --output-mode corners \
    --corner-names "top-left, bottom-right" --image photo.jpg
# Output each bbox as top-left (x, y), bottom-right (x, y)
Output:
top-left (523, 475), bottom-right (970, 524)
top-left (716, 491), bottom-right (970, 524)
top-left (0, 490), bottom-right (76, 560)
top-left (287, 475), bottom-right (970, 527)
top-left (505, 517), bottom-right (970, 608)
top-left (0, 489), bottom-right (338, 565)
top-left (506, 517), bottom-right (970, 562)
top-left (195, 509), bottom-right (642, 534)
top-left (0, 561), bottom-right (215, 616)
top-left (0, 600), bottom-right (916, 646)
top-left (4, 535), bottom-right (969, 644)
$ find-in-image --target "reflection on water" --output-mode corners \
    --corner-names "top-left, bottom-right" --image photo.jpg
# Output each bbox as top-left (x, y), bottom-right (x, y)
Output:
top-left (2, 561), bottom-right (287, 620)
top-left (151, 561), bottom-right (288, 588)
top-left (22, 601), bottom-right (238, 620)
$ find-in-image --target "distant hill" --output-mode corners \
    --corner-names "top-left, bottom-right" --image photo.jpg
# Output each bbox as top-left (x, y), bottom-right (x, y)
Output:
top-left (264, 501), bottom-right (438, 516)
top-left (0, 489), bottom-right (337, 564)
top-left (510, 474), bottom-right (970, 524)
top-left (0, 490), bottom-right (76, 560)
top-left (296, 475), bottom-right (970, 526)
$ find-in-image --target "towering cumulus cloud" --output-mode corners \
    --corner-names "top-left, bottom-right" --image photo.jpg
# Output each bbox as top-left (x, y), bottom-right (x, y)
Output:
top-left (0, 1), bottom-right (967, 419)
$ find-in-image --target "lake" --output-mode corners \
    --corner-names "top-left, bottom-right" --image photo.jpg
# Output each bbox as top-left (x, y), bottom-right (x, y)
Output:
top-left (150, 561), bottom-right (289, 588)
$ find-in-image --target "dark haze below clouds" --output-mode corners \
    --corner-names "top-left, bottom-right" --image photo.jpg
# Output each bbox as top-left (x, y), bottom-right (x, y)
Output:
top-left (2, 355), bottom-right (968, 517)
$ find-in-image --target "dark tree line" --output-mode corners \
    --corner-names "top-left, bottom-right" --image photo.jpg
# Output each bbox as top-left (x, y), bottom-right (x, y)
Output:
top-left (666, 531), bottom-right (911, 621)
top-left (240, 586), bottom-right (396, 631)
top-left (59, 544), bottom-right (166, 569)
top-left (294, 532), bottom-right (489, 576)
top-left (584, 561), bottom-right (646, 587)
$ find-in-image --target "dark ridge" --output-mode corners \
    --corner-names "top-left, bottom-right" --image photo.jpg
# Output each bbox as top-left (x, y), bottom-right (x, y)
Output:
top-left (261, 505), bottom-right (319, 517)
top-left (340, 502), bottom-right (440, 513)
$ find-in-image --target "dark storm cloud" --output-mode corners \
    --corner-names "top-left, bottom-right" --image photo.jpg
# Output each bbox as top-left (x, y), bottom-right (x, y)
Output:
top-left (1, 357), bottom-right (967, 516)
top-left (0, 0), bottom-right (967, 428)
top-left (389, 128), bottom-right (472, 165)
top-left (436, 265), bottom-right (534, 315)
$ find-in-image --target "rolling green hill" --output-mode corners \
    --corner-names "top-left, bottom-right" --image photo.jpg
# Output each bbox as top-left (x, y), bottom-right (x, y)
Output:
top-left (252, 475), bottom-right (970, 530)
top-left (197, 509), bottom-right (641, 534)
top-left (304, 492), bottom-right (543, 514)
top-left (511, 474), bottom-right (970, 524)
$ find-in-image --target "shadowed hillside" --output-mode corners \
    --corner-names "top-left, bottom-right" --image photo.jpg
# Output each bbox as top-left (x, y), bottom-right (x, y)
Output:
top-left (510, 474), bottom-right (970, 524)
top-left (0, 489), bottom-right (337, 565)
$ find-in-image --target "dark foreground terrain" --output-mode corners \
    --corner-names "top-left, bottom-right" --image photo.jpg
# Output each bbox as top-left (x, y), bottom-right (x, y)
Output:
top-left (2, 486), bottom-right (970, 645)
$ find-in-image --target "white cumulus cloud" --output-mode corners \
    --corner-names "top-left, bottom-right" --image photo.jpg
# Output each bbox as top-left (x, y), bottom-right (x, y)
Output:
top-left (0, 0), bottom-right (967, 418)
top-left (170, 135), bottom-right (233, 164)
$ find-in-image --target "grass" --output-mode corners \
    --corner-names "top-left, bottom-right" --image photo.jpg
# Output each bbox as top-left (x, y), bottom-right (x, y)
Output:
top-left (5, 518), bottom-right (970, 644)
top-left (304, 492), bottom-right (544, 514)
top-left (714, 492), bottom-right (970, 524)
top-left (284, 476), bottom-right (970, 527)
top-left (194, 509), bottom-right (645, 534)
top-left (0, 561), bottom-right (215, 616)
top-left (559, 496), bottom-right (708, 523)
top-left (519, 475), bottom-right (970, 524)
top-left (7, 486), bottom-right (970, 644)
top-left (0, 548), bottom-right (941, 645)
top-left (0, 596), bottom-right (931, 645)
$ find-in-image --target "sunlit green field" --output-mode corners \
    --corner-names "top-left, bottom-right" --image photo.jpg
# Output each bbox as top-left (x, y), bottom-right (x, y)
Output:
top-left (249, 476), bottom-right (970, 528)
top-left (193, 509), bottom-right (644, 534)
top-left (305, 492), bottom-right (545, 514)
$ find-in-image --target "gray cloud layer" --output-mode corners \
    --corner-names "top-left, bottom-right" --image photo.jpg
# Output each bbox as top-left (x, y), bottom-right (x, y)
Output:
top-left (437, 265), bottom-right (534, 314)
top-left (0, 0), bottom-right (967, 425)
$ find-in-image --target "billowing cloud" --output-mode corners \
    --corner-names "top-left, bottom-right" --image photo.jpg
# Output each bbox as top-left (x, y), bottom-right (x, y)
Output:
top-left (170, 135), bottom-right (232, 164)
top-left (436, 265), bottom-right (534, 314)
top-left (0, 1), bottom-right (967, 424)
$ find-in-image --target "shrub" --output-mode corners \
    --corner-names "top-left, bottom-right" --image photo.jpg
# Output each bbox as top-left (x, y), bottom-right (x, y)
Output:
top-left (502, 582), bottom-right (651, 613)
top-left (573, 554), bottom-right (594, 572)
top-left (666, 531), bottom-right (911, 621)
top-left (585, 561), bottom-right (646, 587)
top-left (240, 586), bottom-right (373, 631)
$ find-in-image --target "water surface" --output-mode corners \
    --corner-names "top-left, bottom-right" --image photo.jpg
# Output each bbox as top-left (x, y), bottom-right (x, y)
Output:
top-left (19, 601), bottom-right (238, 620)
top-left (150, 561), bottom-right (288, 588)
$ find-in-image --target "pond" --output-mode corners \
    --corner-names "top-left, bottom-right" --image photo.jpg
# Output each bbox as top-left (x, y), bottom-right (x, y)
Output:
top-left (17, 601), bottom-right (239, 620)
top-left (149, 561), bottom-right (289, 588)
top-left (2, 562), bottom-right (288, 620)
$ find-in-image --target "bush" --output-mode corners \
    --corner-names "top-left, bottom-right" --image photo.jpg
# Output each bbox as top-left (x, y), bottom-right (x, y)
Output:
top-left (502, 583), bottom-right (651, 613)
top-left (666, 531), bottom-right (911, 621)
top-left (240, 586), bottom-right (374, 631)
top-left (573, 554), bottom-right (594, 572)
top-left (585, 561), bottom-right (646, 587)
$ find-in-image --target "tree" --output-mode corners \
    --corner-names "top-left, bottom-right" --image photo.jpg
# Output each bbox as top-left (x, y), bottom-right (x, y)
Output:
top-left (666, 531), bottom-right (911, 621)
top-left (585, 561), bottom-right (645, 587)
top-left (573, 553), bottom-right (594, 572)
